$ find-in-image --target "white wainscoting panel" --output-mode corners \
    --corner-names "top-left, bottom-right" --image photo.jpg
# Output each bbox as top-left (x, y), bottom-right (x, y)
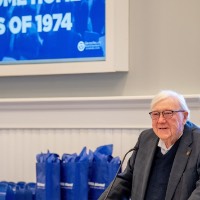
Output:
top-left (0, 128), bottom-right (142, 182)
top-left (0, 95), bottom-right (199, 182)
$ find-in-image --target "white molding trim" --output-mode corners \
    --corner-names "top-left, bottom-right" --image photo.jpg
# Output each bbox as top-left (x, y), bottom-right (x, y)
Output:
top-left (0, 95), bottom-right (199, 129)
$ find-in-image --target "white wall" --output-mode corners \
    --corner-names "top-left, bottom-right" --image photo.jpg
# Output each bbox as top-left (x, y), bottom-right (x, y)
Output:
top-left (128, 0), bottom-right (200, 96)
top-left (0, 0), bottom-right (200, 183)
top-left (0, 0), bottom-right (200, 98)
top-left (0, 95), bottom-right (199, 182)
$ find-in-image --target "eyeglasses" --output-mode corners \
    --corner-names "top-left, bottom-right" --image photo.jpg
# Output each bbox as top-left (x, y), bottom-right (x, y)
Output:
top-left (149, 110), bottom-right (185, 120)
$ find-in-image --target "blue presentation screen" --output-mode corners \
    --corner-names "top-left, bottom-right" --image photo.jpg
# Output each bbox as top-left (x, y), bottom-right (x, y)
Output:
top-left (0, 0), bottom-right (105, 63)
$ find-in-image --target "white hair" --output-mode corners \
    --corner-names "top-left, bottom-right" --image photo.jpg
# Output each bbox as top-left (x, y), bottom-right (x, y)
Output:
top-left (150, 90), bottom-right (190, 120)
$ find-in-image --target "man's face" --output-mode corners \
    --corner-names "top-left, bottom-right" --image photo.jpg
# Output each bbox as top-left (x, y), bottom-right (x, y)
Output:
top-left (151, 98), bottom-right (188, 147)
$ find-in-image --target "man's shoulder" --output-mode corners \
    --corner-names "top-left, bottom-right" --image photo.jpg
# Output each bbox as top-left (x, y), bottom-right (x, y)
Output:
top-left (140, 128), bottom-right (154, 135)
top-left (185, 121), bottom-right (200, 133)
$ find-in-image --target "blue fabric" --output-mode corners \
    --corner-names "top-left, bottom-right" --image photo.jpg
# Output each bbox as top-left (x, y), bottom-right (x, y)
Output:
top-left (2, 182), bottom-right (36, 200)
top-left (26, 183), bottom-right (36, 200)
top-left (36, 151), bottom-right (60, 200)
top-left (60, 147), bottom-right (89, 200)
top-left (0, 182), bottom-right (15, 200)
top-left (88, 144), bottom-right (121, 200)
top-left (15, 184), bottom-right (33, 200)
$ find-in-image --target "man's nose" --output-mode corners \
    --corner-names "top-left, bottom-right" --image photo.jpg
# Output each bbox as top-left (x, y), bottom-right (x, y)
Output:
top-left (158, 113), bottom-right (166, 122)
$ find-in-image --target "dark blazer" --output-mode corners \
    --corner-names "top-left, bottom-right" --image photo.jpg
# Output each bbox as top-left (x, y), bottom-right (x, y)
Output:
top-left (98, 121), bottom-right (200, 200)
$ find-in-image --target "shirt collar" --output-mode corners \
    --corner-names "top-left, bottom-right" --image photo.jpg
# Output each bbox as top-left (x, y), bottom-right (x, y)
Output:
top-left (158, 132), bottom-right (183, 155)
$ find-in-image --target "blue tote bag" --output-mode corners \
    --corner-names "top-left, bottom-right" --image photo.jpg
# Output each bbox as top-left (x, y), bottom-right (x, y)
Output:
top-left (88, 144), bottom-right (121, 200)
top-left (36, 151), bottom-right (60, 200)
top-left (26, 182), bottom-right (36, 200)
top-left (60, 147), bottom-right (89, 200)
top-left (0, 182), bottom-right (14, 200)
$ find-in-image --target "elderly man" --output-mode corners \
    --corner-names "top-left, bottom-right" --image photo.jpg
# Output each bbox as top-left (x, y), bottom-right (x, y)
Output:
top-left (99, 90), bottom-right (200, 200)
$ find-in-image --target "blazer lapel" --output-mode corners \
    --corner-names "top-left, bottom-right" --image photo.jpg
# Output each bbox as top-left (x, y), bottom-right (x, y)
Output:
top-left (139, 135), bottom-right (158, 200)
top-left (165, 125), bottom-right (193, 200)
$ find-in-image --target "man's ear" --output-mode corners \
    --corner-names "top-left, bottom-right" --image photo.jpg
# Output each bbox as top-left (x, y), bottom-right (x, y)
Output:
top-left (183, 111), bottom-right (189, 124)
